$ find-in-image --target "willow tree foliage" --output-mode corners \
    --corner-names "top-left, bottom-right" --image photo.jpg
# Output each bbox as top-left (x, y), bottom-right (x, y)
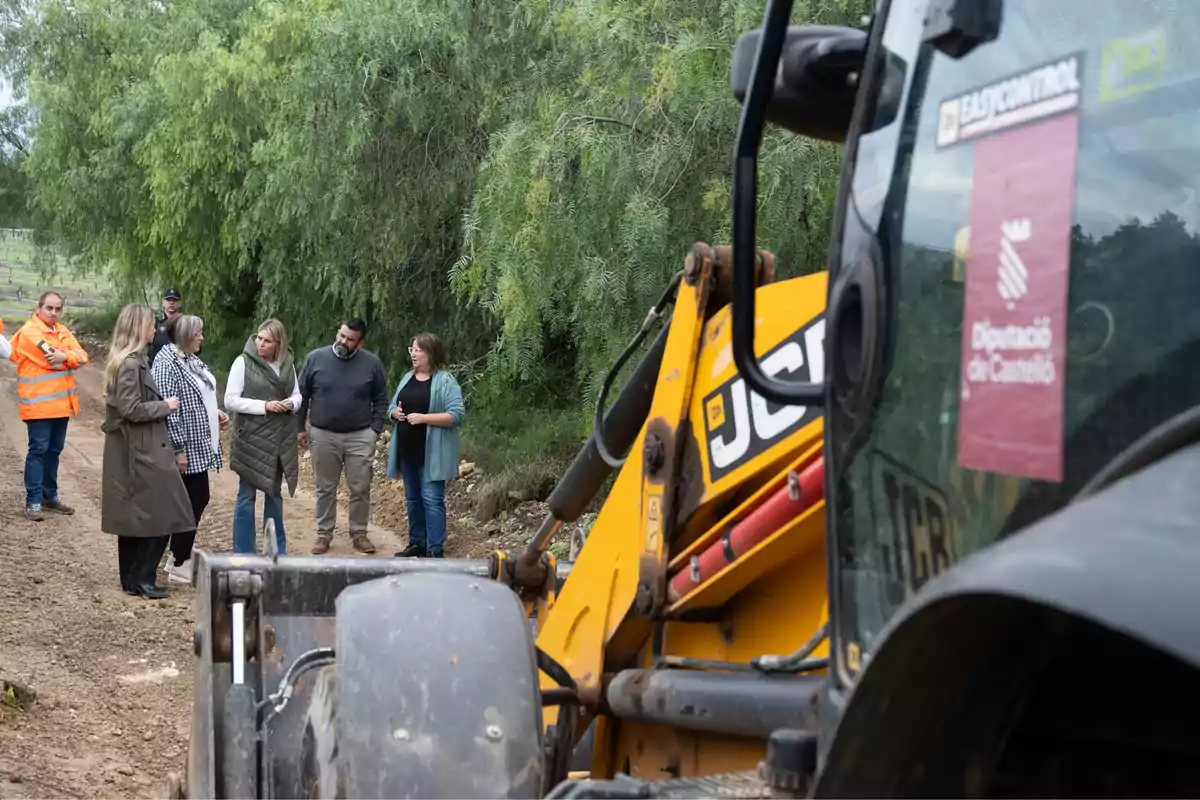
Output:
top-left (9, 0), bottom-right (870, 457)
top-left (454, 0), bottom-right (870, 406)
top-left (16, 0), bottom-right (512, 368)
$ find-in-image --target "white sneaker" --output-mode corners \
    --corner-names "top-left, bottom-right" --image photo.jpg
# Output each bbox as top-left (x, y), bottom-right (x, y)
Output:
top-left (166, 558), bottom-right (192, 584)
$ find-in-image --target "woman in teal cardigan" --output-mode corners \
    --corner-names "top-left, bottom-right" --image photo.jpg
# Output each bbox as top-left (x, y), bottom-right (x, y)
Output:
top-left (388, 332), bottom-right (466, 558)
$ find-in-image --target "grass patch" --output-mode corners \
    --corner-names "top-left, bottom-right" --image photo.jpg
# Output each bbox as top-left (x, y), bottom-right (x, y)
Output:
top-left (462, 403), bottom-right (585, 519)
top-left (61, 302), bottom-right (123, 339)
top-left (0, 239), bottom-right (108, 296)
top-left (0, 236), bottom-right (113, 331)
top-left (2, 679), bottom-right (37, 712)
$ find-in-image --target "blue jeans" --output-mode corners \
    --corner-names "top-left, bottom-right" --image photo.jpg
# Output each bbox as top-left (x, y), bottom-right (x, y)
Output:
top-left (25, 417), bottom-right (69, 507)
top-left (232, 478), bottom-right (287, 555)
top-left (400, 460), bottom-right (446, 553)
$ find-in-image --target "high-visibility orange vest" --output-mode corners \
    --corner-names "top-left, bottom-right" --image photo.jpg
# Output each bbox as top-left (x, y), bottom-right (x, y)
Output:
top-left (8, 315), bottom-right (89, 421)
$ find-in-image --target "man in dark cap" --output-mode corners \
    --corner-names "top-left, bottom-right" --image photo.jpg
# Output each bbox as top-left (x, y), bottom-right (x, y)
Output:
top-left (148, 288), bottom-right (181, 365)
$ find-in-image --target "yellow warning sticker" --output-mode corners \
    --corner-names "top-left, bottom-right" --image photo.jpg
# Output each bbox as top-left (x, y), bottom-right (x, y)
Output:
top-left (846, 641), bottom-right (862, 673)
top-left (1100, 28), bottom-right (1167, 104)
top-left (705, 394), bottom-right (726, 430)
top-left (644, 489), bottom-right (663, 553)
top-left (951, 225), bottom-right (970, 283)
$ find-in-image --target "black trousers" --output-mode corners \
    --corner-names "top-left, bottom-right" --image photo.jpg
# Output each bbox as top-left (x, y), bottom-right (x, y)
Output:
top-left (117, 535), bottom-right (169, 590)
top-left (170, 471), bottom-right (211, 567)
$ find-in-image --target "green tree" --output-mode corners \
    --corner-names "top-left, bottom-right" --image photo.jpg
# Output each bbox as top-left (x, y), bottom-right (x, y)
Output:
top-left (453, 0), bottom-right (867, 409)
top-left (0, 133), bottom-right (30, 228)
top-left (17, 0), bottom-right (514, 369)
top-left (9, 0), bottom-right (867, 478)
top-left (2, 1), bottom-right (34, 231)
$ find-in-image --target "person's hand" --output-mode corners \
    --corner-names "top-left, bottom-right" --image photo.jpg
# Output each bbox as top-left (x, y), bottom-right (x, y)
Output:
top-left (391, 402), bottom-right (404, 422)
top-left (218, 410), bottom-right (230, 427)
top-left (165, 396), bottom-right (180, 412)
top-left (406, 412), bottom-right (426, 426)
top-left (46, 349), bottom-right (67, 367)
top-left (265, 400), bottom-right (285, 413)
top-left (280, 398), bottom-right (294, 411)
top-left (174, 452), bottom-right (188, 473)
top-left (297, 431), bottom-right (309, 451)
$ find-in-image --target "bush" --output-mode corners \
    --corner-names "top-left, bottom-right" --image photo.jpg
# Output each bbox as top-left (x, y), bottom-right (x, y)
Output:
top-left (61, 302), bottom-right (123, 339)
top-left (462, 402), bottom-right (584, 518)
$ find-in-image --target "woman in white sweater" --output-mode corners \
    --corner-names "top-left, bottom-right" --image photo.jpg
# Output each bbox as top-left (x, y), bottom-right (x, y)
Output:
top-left (224, 319), bottom-right (302, 556)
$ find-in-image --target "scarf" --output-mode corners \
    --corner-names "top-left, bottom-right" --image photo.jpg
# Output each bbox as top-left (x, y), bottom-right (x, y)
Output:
top-left (172, 344), bottom-right (216, 391)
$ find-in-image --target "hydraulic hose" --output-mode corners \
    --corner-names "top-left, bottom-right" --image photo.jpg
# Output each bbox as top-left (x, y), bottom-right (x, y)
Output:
top-left (521, 308), bottom-right (673, 565)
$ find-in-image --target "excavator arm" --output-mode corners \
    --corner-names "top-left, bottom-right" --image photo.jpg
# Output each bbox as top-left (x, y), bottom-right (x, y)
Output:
top-left (186, 0), bottom-right (838, 793)
top-left (186, 239), bottom-right (831, 799)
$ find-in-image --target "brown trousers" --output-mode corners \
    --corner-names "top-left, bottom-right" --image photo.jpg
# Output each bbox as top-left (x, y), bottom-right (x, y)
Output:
top-left (309, 426), bottom-right (376, 536)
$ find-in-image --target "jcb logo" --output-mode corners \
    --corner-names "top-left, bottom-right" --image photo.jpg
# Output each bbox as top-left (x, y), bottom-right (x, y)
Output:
top-left (703, 317), bottom-right (825, 481)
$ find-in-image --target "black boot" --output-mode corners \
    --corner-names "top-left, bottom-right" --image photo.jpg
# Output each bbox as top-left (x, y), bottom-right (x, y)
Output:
top-left (117, 537), bottom-right (137, 594)
top-left (131, 583), bottom-right (169, 600)
top-left (394, 543), bottom-right (426, 558)
top-left (42, 497), bottom-right (75, 516)
top-left (130, 536), bottom-right (170, 599)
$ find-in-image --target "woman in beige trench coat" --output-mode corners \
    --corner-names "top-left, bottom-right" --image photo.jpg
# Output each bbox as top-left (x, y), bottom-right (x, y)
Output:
top-left (101, 304), bottom-right (196, 599)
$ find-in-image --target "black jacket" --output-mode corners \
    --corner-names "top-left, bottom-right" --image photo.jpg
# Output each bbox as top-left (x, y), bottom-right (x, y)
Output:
top-left (147, 312), bottom-right (172, 367)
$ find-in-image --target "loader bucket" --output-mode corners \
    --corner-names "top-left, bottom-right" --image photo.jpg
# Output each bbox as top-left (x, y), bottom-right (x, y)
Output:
top-left (186, 549), bottom-right (570, 799)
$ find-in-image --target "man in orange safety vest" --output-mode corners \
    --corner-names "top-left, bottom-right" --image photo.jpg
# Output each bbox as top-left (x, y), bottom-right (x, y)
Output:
top-left (9, 291), bottom-right (90, 521)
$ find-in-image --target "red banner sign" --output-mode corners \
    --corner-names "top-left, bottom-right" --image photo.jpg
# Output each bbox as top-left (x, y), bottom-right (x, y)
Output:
top-left (957, 112), bottom-right (1080, 482)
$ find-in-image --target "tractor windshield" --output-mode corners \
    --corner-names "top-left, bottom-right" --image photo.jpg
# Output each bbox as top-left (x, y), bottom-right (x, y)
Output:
top-left (830, 0), bottom-right (1200, 683)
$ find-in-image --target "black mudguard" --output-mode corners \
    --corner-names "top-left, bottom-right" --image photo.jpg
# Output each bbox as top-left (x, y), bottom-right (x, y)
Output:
top-left (816, 444), bottom-right (1200, 797)
top-left (301, 571), bottom-right (545, 799)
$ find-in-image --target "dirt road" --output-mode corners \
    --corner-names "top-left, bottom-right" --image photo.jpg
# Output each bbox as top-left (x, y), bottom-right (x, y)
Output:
top-left (0, 355), bottom-right (407, 798)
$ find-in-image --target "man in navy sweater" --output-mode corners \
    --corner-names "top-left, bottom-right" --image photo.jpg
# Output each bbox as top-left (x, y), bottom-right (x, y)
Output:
top-left (296, 317), bottom-right (388, 554)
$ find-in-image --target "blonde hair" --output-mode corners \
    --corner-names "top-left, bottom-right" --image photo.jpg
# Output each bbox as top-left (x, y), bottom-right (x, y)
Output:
top-left (257, 318), bottom-right (289, 361)
top-left (104, 304), bottom-right (155, 391)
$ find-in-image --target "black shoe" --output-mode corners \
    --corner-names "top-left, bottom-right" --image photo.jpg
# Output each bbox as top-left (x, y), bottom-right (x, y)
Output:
top-left (132, 583), bottom-right (168, 599)
top-left (394, 544), bottom-right (427, 558)
top-left (42, 497), bottom-right (75, 515)
top-left (427, 550), bottom-right (445, 559)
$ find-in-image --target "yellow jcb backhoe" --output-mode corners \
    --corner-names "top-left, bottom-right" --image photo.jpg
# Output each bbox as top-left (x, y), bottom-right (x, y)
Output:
top-left (182, 0), bottom-right (1200, 796)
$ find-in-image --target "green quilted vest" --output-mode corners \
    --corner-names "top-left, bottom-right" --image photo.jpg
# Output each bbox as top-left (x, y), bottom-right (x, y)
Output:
top-left (228, 337), bottom-right (300, 496)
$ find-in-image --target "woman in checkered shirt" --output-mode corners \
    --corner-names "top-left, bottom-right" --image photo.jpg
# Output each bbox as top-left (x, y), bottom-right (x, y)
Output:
top-left (151, 314), bottom-right (229, 584)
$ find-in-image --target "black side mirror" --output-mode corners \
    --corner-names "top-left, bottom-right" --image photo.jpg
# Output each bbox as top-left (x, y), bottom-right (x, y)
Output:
top-left (732, 25), bottom-right (868, 143)
top-left (730, 1), bottom-right (857, 406)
